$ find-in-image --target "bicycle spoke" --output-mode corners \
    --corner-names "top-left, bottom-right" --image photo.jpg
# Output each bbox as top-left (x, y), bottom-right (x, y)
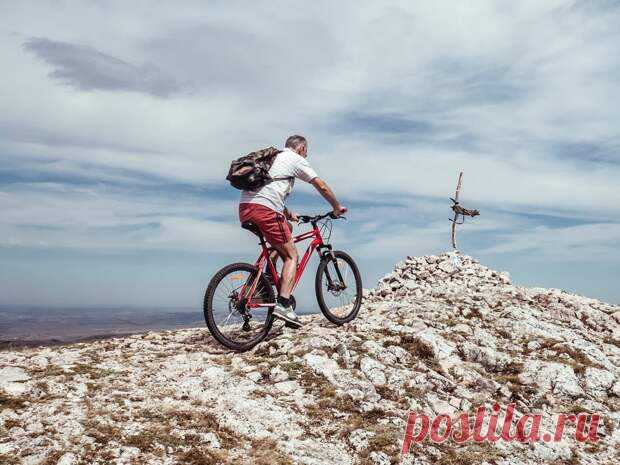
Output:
top-left (221, 279), bottom-right (233, 293)
top-left (214, 290), bottom-right (230, 301)
top-left (221, 312), bottom-right (235, 326)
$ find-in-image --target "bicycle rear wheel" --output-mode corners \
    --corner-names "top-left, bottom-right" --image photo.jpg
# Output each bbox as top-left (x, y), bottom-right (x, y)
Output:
top-left (315, 250), bottom-right (362, 325)
top-left (204, 263), bottom-right (275, 352)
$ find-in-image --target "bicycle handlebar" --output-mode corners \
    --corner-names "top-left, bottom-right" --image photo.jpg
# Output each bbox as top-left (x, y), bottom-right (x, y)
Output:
top-left (298, 211), bottom-right (346, 224)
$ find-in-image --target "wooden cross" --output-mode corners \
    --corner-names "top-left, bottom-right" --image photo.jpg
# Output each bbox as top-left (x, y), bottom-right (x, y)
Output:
top-left (450, 172), bottom-right (480, 250)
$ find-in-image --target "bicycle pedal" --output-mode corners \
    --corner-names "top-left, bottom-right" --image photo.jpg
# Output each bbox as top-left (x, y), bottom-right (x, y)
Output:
top-left (284, 321), bottom-right (298, 329)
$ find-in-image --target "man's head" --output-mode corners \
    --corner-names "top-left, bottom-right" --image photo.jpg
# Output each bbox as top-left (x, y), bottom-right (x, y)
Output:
top-left (285, 135), bottom-right (308, 157)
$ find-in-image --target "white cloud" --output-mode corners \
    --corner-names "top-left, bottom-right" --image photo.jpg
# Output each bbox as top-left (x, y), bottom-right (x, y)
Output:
top-left (2, 1), bottom-right (618, 208)
top-left (482, 222), bottom-right (620, 262)
top-left (0, 183), bottom-right (253, 254)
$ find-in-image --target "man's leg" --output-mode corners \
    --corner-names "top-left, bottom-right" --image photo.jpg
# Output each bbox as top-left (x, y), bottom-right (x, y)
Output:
top-left (251, 208), bottom-right (301, 327)
top-left (270, 239), bottom-right (298, 299)
top-left (268, 249), bottom-right (280, 276)
top-left (269, 239), bottom-right (302, 328)
top-left (267, 220), bottom-right (293, 286)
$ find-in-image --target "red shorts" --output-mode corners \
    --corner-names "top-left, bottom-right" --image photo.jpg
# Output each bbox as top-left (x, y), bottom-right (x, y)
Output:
top-left (239, 203), bottom-right (293, 246)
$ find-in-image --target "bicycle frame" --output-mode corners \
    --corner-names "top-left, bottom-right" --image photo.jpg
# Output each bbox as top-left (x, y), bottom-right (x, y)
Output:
top-left (242, 222), bottom-right (327, 309)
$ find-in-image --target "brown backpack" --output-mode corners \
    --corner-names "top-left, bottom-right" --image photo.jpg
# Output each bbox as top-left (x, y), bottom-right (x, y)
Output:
top-left (226, 147), bottom-right (291, 191)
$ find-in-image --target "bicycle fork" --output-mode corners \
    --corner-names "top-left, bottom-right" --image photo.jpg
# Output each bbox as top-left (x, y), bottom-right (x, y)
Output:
top-left (320, 247), bottom-right (347, 292)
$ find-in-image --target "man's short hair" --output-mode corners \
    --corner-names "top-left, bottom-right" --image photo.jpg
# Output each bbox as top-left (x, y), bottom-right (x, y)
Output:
top-left (285, 135), bottom-right (307, 151)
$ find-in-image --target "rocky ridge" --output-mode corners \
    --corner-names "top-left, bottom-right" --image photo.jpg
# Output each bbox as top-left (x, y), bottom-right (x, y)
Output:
top-left (1, 252), bottom-right (619, 464)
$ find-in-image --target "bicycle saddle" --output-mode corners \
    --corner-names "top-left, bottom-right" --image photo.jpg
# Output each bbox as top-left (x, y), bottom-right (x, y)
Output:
top-left (241, 221), bottom-right (262, 237)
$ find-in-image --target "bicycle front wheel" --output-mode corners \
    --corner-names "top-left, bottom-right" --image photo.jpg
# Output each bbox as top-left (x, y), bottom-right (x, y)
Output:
top-left (204, 263), bottom-right (275, 352)
top-left (315, 250), bottom-right (362, 325)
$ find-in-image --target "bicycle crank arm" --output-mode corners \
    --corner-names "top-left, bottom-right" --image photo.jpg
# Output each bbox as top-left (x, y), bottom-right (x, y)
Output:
top-left (245, 302), bottom-right (277, 308)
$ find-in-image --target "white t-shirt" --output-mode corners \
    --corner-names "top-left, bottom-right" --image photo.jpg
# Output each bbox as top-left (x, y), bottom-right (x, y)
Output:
top-left (240, 148), bottom-right (318, 213)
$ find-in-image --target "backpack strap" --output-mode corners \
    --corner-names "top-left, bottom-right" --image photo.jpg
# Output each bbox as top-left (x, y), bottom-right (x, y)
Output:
top-left (267, 152), bottom-right (294, 183)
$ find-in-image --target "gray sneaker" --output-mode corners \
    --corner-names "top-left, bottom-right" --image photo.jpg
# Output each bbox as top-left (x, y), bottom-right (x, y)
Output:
top-left (272, 303), bottom-right (302, 329)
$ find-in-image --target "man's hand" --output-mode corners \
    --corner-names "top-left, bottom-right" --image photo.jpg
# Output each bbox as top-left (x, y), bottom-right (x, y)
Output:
top-left (284, 207), bottom-right (299, 222)
top-left (332, 206), bottom-right (347, 217)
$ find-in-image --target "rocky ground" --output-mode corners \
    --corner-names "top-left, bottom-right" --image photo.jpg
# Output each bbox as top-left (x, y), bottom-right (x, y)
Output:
top-left (1, 252), bottom-right (619, 465)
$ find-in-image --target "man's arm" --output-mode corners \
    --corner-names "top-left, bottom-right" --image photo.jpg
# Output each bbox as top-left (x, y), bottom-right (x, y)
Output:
top-left (310, 177), bottom-right (347, 217)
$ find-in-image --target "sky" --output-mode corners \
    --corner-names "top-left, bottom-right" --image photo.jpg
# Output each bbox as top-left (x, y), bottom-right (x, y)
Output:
top-left (1, 0), bottom-right (619, 310)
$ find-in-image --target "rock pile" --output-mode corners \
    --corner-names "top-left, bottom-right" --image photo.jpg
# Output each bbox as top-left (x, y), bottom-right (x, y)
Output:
top-left (366, 252), bottom-right (511, 302)
top-left (1, 252), bottom-right (618, 465)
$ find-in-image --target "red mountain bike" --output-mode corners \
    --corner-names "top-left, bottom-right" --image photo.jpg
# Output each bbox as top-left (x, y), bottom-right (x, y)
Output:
top-left (204, 211), bottom-right (362, 351)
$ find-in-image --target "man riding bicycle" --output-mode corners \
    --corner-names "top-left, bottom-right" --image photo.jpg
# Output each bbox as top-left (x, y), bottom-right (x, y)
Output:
top-left (238, 135), bottom-right (347, 328)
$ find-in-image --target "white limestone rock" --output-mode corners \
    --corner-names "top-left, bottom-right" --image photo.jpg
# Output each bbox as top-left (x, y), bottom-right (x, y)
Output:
top-left (582, 367), bottom-right (615, 395)
top-left (518, 361), bottom-right (583, 397)
top-left (270, 366), bottom-right (289, 383)
top-left (57, 453), bottom-right (77, 465)
top-left (0, 367), bottom-right (30, 395)
top-left (360, 357), bottom-right (387, 386)
top-left (414, 329), bottom-right (454, 360)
